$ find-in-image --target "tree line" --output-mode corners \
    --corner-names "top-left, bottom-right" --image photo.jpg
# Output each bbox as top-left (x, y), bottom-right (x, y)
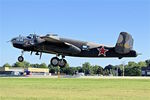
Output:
top-left (2, 59), bottom-right (150, 76)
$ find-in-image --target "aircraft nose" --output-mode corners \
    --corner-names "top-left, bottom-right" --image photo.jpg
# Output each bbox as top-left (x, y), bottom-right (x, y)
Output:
top-left (10, 37), bottom-right (23, 49)
top-left (11, 38), bottom-right (16, 43)
top-left (10, 38), bottom-right (17, 45)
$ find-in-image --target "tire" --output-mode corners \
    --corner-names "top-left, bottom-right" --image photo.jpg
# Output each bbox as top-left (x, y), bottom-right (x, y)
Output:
top-left (51, 57), bottom-right (59, 67)
top-left (118, 57), bottom-right (123, 59)
top-left (18, 56), bottom-right (24, 62)
top-left (59, 59), bottom-right (67, 68)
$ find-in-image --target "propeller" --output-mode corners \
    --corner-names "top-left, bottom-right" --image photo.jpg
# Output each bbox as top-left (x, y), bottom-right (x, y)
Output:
top-left (30, 51), bottom-right (33, 55)
top-left (39, 52), bottom-right (42, 59)
top-left (6, 40), bottom-right (11, 43)
top-left (7, 38), bottom-right (16, 43)
top-left (137, 53), bottom-right (142, 55)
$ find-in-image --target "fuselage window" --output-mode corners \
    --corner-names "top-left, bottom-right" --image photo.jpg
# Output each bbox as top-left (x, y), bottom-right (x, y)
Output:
top-left (82, 45), bottom-right (89, 50)
top-left (16, 37), bottom-right (24, 42)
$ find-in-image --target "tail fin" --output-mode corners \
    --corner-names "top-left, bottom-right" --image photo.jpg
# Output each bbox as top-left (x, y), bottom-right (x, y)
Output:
top-left (115, 32), bottom-right (133, 54)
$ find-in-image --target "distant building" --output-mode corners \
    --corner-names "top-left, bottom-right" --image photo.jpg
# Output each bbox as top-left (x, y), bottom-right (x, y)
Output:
top-left (77, 72), bottom-right (85, 76)
top-left (0, 67), bottom-right (24, 76)
top-left (141, 65), bottom-right (150, 76)
top-left (0, 67), bottom-right (49, 76)
top-left (24, 68), bottom-right (49, 76)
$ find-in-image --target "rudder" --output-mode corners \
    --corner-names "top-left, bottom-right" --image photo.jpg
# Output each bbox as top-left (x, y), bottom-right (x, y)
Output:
top-left (115, 32), bottom-right (133, 54)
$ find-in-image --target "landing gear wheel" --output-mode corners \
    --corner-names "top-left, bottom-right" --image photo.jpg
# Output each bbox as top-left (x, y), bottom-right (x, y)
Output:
top-left (18, 56), bottom-right (24, 62)
top-left (118, 57), bottom-right (123, 59)
top-left (51, 57), bottom-right (59, 67)
top-left (59, 59), bottom-right (67, 68)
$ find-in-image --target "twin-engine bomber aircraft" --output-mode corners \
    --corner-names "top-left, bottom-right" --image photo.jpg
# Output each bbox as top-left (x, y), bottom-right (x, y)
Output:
top-left (11, 32), bottom-right (137, 67)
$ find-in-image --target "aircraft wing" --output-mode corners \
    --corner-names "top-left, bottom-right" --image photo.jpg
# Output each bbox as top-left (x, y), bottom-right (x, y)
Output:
top-left (40, 35), bottom-right (81, 54)
top-left (40, 35), bottom-right (65, 44)
top-left (40, 35), bottom-right (70, 48)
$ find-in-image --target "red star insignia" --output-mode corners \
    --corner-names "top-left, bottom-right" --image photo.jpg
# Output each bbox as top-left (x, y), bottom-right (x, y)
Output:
top-left (97, 46), bottom-right (108, 56)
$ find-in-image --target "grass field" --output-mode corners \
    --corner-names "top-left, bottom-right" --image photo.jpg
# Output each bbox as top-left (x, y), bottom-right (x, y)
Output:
top-left (0, 78), bottom-right (150, 100)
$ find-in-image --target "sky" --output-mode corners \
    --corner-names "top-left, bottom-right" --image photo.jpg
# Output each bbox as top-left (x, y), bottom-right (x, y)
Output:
top-left (0, 0), bottom-right (150, 67)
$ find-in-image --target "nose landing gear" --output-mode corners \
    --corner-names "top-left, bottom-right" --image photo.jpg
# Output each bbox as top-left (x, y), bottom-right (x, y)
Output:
top-left (18, 56), bottom-right (24, 62)
top-left (50, 55), bottom-right (67, 68)
top-left (18, 51), bottom-right (24, 62)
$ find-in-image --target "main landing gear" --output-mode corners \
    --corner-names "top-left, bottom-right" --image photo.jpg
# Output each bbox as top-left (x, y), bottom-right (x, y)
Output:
top-left (50, 55), bottom-right (67, 68)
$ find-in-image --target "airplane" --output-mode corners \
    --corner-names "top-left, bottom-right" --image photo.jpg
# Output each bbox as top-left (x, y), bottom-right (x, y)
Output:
top-left (11, 32), bottom-right (138, 68)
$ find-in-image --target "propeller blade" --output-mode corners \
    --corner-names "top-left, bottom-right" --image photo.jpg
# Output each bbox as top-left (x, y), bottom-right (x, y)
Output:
top-left (39, 52), bottom-right (42, 59)
top-left (137, 53), bottom-right (142, 55)
top-left (6, 40), bottom-right (11, 43)
top-left (30, 51), bottom-right (33, 55)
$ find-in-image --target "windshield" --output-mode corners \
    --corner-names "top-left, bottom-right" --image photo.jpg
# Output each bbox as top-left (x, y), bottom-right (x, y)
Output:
top-left (27, 34), bottom-right (34, 39)
top-left (27, 34), bottom-right (39, 39)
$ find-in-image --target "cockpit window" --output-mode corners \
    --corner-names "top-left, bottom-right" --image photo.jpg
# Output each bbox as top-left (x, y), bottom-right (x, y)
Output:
top-left (27, 34), bottom-right (38, 39)
top-left (16, 37), bottom-right (24, 42)
top-left (27, 36), bottom-right (32, 39)
top-left (27, 34), bottom-right (34, 39)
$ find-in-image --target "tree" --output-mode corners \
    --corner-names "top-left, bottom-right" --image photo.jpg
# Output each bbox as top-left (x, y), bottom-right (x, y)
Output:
top-left (49, 67), bottom-right (58, 74)
top-left (104, 64), bottom-right (113, 70)
top-left (13, 62), bottom-right (24, 67)
top-left (92, 65), bottom-right (99, 75)
top-left (63, 67), bottom-right (75, 75)
top-left (13, 61), bottom-right (30, 68)
top-left (82, 62), bottom-right (93, 75)
top-left (127, 62), bottom-right (137, 68)
top-left (48, 64), bottom-right (62, 74)
top-left (123, 61), bottom-right (144, 76)
top-left (113, 65), bottom-right (122, 76)
top-left (71, 67), bottom-right (77, 75)
top-left (103, 69), bottom-right (109, 76)
top-left (97, 66), bottom-right (103, 75)
top-left (137, 61), bottom-right (147, 68)
top-left (76, 66), bottom-right (83, 73)
top-left (104, 64), bottom-right (114, 75)
top-left (23, 61), bottom-right (30, 68)
top-left (30, 63), bottom-right (40, 68)
top-left (3, 63), bottom-right (11, 67)
top-left (145, 59), bottom-right (150, 66)
top-left (92, 65), bottom-right (103, 75)
top-left (39, 63), bottom-right (47, 68)
top-left (65, 63), bottom-right (70, 68)
top-left (125, 67), bottom-right (141, 76)
top-left (118, 67), bottom-right (123, 76)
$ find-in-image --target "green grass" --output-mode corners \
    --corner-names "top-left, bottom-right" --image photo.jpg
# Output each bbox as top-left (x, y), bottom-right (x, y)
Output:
top-left (0, 78), bottom-right (150, 100)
